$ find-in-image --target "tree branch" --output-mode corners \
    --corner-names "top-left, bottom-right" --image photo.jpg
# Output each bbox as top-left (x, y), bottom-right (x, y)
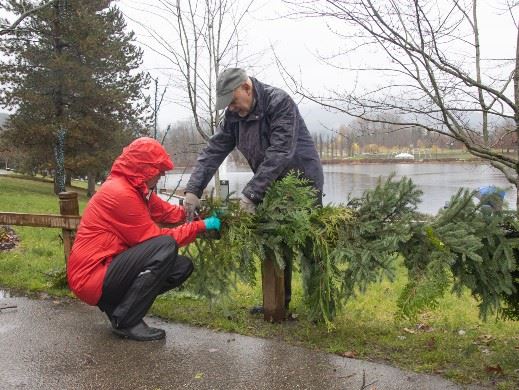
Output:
top-left (0, 0), bottom-right (58, 36)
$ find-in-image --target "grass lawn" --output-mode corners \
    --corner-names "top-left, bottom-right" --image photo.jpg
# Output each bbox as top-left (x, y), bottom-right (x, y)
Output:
top-left (1, 175), bottom-right (518, 389)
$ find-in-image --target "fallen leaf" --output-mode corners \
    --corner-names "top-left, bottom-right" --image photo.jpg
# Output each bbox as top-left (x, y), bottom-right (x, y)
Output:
top-left (484, 364), bottom-right (503, 375)
top-left (194, 372), bottom-right (204, 379)
top-left (425, 337), bottom-right (436, 350)
top-left (287, 313), bottom-right (298, 320)
top-left (341, 351), bottom-right (357, 358)
top-left (416, 323), bottom-right (433, 332)
top-left (476, 334), bottom-right (495, 345)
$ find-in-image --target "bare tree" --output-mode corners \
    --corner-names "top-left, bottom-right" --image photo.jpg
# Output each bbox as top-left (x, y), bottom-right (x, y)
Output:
top-left (281, 0), bottom-right (519, 207)
top-left (123, 0), bottom-right (257, 197)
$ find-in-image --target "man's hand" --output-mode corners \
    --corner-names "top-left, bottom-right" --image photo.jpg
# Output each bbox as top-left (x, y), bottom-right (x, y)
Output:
top-left (239, 195), bottom-right (256, 214)
top-left (184, 192), bottom-right (200, 221)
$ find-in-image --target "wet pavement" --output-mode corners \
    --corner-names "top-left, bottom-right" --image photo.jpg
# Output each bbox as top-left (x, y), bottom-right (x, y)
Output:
top-left (0, 293), bottom-right (488, 390)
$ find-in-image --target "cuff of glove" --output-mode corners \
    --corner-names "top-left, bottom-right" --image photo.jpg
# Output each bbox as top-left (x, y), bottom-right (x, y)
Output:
top-left (240, 194), bottom-right (255, 204)
top-left (194, 219), bottom-right (207, 232)
top-left (241, 190), bottom-right (260, 204)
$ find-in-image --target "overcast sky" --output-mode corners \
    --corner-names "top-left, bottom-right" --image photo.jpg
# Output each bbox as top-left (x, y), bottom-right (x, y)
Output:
top-left (1, 0), bottom-right (517, 132)
top-left (116, 0), bottom-right (519, 131)
top-left (117, 0), bottom-right (354, 130)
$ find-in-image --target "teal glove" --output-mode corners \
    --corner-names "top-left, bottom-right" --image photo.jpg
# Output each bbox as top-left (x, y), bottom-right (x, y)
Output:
top-left (203, 215), bottom-right (221, 231)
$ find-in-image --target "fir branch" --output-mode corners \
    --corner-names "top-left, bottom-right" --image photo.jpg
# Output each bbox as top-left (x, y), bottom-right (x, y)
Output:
top-left (181, 173), bottom-right (519, 325)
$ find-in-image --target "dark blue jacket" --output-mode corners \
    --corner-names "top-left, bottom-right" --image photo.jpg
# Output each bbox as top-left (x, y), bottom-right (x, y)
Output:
top-left (185, 77), bottom-right (323, 204)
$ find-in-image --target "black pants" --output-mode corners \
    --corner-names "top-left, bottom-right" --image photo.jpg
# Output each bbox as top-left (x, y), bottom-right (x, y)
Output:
top-left (283, 189), bottom-right (323, 309)
top-left (97, 235), bottom-right (193, 329)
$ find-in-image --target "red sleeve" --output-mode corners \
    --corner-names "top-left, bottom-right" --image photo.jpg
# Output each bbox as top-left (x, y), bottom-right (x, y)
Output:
top-left (148, 192), bottom-right (186, 224)
top-left (110, 191), bottom-right (205, 247)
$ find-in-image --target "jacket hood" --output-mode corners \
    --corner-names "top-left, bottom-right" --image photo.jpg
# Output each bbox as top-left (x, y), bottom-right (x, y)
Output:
top-left (109, 137), bottom-right (174, 196)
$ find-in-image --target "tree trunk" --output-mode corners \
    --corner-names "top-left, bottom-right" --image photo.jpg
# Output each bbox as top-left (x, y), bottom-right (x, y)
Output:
top-left (53, 175), bottom-right (60, 195)
top-left (87, 172), bottom-right (96, 198)
top-left (53, 127), bottom-right (66, 195)
top-left (52, 2), bottom-right (66, 195)
top-left (65, 170), bottom-right (71, 186)
top-left (515, 23), bottom-right (519, 212)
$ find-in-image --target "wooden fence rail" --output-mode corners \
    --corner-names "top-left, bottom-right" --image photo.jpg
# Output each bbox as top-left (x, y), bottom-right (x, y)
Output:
top-left (0, 191), bottom-right (286, 321)
top-left (0, 212), bottom-right (81, 229)
top-left (0, 192), bottom-right (80, 263)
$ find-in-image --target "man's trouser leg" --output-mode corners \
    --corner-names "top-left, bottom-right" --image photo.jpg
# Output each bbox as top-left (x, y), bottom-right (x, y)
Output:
top-left (97, 235), bottom-right (193, 329)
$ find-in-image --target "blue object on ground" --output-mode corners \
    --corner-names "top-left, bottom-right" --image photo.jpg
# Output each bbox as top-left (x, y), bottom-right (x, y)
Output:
top-left (477, 185), bottom-right (505, 200)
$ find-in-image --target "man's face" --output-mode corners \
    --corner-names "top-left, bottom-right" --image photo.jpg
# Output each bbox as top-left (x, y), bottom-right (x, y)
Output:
top-left (227, 83), bottom-right (253, 117)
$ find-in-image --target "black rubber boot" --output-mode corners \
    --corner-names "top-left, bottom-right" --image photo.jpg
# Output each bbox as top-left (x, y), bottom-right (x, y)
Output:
top-left (249, 306), bottom-right (264, 315)
top-left (112, 320), bottom-right (165, 341)
top-left (249, 301), bottom-right (291, 315)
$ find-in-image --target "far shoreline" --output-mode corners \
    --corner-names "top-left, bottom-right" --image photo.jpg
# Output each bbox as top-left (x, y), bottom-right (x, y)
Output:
top-left (172, 156), bottom-right (485, 172)
top-left (319, 157), bottom-right (481, 164)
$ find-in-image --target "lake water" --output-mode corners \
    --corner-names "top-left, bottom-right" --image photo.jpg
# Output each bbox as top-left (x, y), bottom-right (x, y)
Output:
top-left (161, 162), bottom-right (516, 215)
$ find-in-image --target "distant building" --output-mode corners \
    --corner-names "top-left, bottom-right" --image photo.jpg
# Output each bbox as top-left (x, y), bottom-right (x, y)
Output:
top-left (394, 152), bottom-right (415, 159)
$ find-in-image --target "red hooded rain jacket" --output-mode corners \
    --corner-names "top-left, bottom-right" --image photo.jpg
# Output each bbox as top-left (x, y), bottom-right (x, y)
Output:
top-left (67, 137), bottom-right (205, 305)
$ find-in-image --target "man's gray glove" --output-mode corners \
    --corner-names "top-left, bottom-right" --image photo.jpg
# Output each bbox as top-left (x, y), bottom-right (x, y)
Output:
top-left (239, 195), bottom-right (256, 214)
top-left (184, 192), bottom-right (201, 221)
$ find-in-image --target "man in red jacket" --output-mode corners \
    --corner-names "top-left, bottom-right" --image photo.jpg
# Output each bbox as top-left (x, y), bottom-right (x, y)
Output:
top-left (67, 137), bottom-right (221, 341)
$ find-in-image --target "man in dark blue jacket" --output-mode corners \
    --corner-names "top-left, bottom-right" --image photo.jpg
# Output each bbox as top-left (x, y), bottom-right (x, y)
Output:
top-left (184, 68), bottom-right (324, 313)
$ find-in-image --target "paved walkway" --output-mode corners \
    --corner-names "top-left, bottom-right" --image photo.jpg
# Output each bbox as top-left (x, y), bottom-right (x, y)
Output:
top-left (0, 293), bottom-right (487, 390)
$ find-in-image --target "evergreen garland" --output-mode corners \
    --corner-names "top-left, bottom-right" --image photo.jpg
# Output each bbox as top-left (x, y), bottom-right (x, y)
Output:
top-left (181, 199), bottom-right (258, 300)
top-left (340, 175), bottom-right (421, 300)
top-left (183, 173), bottom-right (519, 324)
top-left (498, 215), bottom-right (519, 320)
top-left (398, 189), bottom-right (519, 320)
top-left (303, 205), bottom-right (353, 325)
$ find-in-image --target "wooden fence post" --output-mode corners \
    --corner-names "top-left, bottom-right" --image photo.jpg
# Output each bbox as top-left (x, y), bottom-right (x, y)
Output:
top-left (58, 192), bottom-right (79, 262)
top-left (262, 257), bottom-right (286, 322)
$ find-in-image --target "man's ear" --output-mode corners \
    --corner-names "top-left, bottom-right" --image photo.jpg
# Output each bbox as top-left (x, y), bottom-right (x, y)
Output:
top-left (242, 81), bottom-right (252, 94)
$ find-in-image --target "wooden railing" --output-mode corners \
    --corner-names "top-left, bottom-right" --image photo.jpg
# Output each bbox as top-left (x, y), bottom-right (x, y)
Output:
top-left (0, 192), bottom-right (80, 263)
top-left (0, 191), bottom-right (286, 322)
